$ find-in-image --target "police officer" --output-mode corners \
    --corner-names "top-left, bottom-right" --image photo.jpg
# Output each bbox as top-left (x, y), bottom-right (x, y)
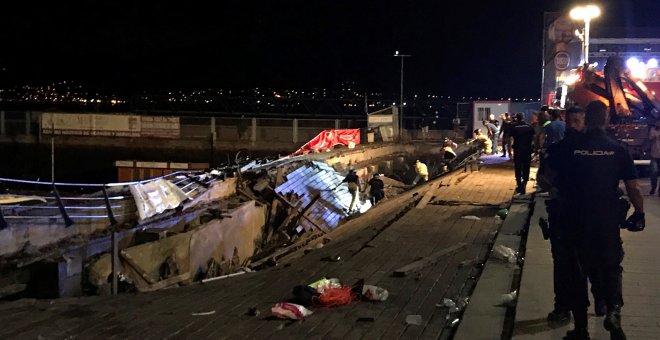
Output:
top-left (548, 101), bottom-right (645, 340)
top-left (539, 106), bottom-right (582, 322)
top-left (510, 113), bottom-right (535, 194)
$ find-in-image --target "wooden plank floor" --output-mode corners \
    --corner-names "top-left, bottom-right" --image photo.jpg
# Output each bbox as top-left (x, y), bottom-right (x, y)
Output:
top-left (0, 158), bottom-right (520, 340)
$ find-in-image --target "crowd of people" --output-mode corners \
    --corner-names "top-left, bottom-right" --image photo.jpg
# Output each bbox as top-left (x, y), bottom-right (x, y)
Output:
top-left (333, 101), bottom-right (647, 339)
top-left (470, 103), bottom-right (647, 339)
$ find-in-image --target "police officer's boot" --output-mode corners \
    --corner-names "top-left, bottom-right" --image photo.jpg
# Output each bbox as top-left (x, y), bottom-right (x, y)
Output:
top-left (604, 305), bottom-right (626, 340)
top-left (563, 328), bottom-right (590, 340)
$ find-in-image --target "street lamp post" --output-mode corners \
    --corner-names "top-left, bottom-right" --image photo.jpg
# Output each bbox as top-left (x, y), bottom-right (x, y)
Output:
top-left (570, 5), bottom-right (601, 65)
top-left (394, 51), bottom-right (411, 141)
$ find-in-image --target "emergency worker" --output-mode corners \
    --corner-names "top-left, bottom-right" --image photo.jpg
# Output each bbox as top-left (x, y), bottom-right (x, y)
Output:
top-left (548, 101), bottom-right (645, 340)
top-left (510, 113), bottom-right (535, 194)
top-left (336, 169), bottom-right (361, 213)
top-left (366, 174), bottom-right (385, 205)
top-left (441, 138), bottom-right (458, 171)
top-left (413, 160), bottom-right (429, 185)
top-left (473, 129), bottom-right (492, 155)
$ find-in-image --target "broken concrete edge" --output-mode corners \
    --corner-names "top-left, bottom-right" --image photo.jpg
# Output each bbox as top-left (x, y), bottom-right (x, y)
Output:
top-left (452, 196), bottom-right (535, 340)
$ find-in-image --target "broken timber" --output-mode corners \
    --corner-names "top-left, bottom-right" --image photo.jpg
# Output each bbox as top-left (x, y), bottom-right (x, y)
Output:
top-left (416, 182), bottom-right (442, 209)
top-left (393, 242), bottom-right (468, 277)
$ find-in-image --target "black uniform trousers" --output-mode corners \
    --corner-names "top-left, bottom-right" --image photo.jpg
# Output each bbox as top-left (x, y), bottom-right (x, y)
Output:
top-left (548, 199), bottom-right (604, 313)
top-left (564, 207), bottom-right (624, 328)
top-left (513, 147), bottom-right (532, 184)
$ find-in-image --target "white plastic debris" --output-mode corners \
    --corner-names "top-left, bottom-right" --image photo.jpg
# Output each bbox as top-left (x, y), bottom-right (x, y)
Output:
top-left (362, 285), bottom-right (389, 301)
top-left (499, 290), bottom-right (518, 307)
top-left (405, 315), bottom-right (423, 326)
top-left (461, 215), bottom-right (481, 220)
top-left (492, 244), bottom-right (518, 263)
top-left (191, 310), bottom-right (216, 316)
top-left (271, 302), bottom-right (313, 320)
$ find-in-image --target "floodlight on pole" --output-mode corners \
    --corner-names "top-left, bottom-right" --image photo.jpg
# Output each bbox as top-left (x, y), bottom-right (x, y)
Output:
top-left (570, 4), bottom-right (601, 64)
top-left (394, 51), bottom-right (411, 141)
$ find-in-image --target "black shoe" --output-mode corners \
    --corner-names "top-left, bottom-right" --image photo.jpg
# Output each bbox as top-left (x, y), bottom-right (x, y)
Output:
top-left (604, 308), bottom-right (626, 340)
top-left (564, 328), bottom-right (590, 340)
top-left (501, 155), bottom-right (507, 157)
top-left (547, 309), bottom-right (571, 322)
top-left (594, 300), bottom-right (607, 316)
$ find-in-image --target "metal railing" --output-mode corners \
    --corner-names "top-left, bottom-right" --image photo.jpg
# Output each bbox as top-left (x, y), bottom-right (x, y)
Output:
top-left (0, 170), bottom-right (218, 229)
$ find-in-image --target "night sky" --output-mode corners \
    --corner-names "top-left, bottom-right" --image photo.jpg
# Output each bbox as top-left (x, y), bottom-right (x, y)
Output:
top-left (2, 1), bottom-right (660, 98)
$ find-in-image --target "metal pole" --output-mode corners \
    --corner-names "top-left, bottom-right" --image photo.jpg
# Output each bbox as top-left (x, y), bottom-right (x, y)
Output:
top-left (400, 57), bottom-right (404, 140)
top-left (584, 19), bottom-right (591, 64)
top-left (51, 119), bottom-right (55, 183)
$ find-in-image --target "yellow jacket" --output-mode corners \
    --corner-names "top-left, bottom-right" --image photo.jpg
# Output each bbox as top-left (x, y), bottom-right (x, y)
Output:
top-left (415, 162), bottom-right (428, 176)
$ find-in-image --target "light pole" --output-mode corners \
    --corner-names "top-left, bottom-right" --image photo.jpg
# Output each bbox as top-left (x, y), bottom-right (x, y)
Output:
top-left (394, 51), bottom-right (411, 141)
top-left (570, 5), bottom-right (601, 65)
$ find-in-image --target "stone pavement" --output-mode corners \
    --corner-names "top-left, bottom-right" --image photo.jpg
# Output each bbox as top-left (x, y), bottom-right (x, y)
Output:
top-left (513, 178), bottom-right (660, 339)
top-left (0, 158), bottom-right (521, 340)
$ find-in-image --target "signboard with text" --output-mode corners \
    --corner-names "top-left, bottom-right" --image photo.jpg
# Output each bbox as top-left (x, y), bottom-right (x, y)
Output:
top-left (41, 113), bottom-right (180, 138)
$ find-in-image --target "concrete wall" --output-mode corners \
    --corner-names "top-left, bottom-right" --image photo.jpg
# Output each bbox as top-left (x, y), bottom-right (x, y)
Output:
top-left (0, 211), bottom-right (129, 257)
top-left (88, 200), bottom-right (266, 290)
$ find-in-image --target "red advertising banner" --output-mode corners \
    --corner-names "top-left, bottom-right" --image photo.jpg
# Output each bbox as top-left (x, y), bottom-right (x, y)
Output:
top-left (292, 129), bottom-right (360, 156)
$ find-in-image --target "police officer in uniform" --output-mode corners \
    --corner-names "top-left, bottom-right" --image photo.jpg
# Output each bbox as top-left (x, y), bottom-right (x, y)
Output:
top-left (510, 113), bottom-right (535, 194)
top-left (548, 101), bottom-right (645, 340)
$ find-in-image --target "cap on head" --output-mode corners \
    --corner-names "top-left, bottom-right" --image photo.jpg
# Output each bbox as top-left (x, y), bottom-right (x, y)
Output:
top-left (373, 173), bottom-right (380, 178)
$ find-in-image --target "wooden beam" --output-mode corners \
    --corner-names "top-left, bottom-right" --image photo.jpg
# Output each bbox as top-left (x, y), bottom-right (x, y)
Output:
top-left (138, 272), bottom-right (191, 292)
top-left (393, 242), bottom-right (467, 277)
top-left (120, 250), bottom-right (156, 284)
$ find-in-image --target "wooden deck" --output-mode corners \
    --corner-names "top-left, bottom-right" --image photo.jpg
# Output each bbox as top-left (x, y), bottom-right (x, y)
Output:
top-left (0, 158), bottom-right (520, 340)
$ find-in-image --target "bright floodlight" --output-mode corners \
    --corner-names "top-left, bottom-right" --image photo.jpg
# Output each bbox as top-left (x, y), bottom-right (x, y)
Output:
top-left (394, 50), bottom-right (399, 56)
top-left (648, 58), bottom-right (659, 68)
top-left (627, 57), bottom-right (640, 68)
top-left (570, 4), bottom-right (600, 21)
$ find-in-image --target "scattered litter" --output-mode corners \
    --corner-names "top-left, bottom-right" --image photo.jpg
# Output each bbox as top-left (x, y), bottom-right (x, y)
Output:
top-left (293, 285), bottom-right (320, 306)
top-left (496, 208), bottom-right (508, 219)
top-left (272, 302), bottom-right (313, 320)
top-left (246, 307), bottom-right (260, 317)
top-left (321, 255), bottom-right (342, 262)
top-left (317, 286), bottom-right (356, 307)
top-left (461, 215), bottom-right (481, 220)
top-left (446, 318), bottom-right (461, 328)
top-left (441, 298), bottom-right (460, 313)
top-left (309, 278), bottom-right (341, 294)
top-left (499, 290), bottom-right (518, 307)
top-left (315, 243), bottom-right (324, 249)
top-left (191, 310), bottom-right (216, 316)
top-left (361, 285), bottom-right (389, 301)
top-left (405, 314), bottom-right (423, 326)
top-left (492, 244), bottom-right (518, 263)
